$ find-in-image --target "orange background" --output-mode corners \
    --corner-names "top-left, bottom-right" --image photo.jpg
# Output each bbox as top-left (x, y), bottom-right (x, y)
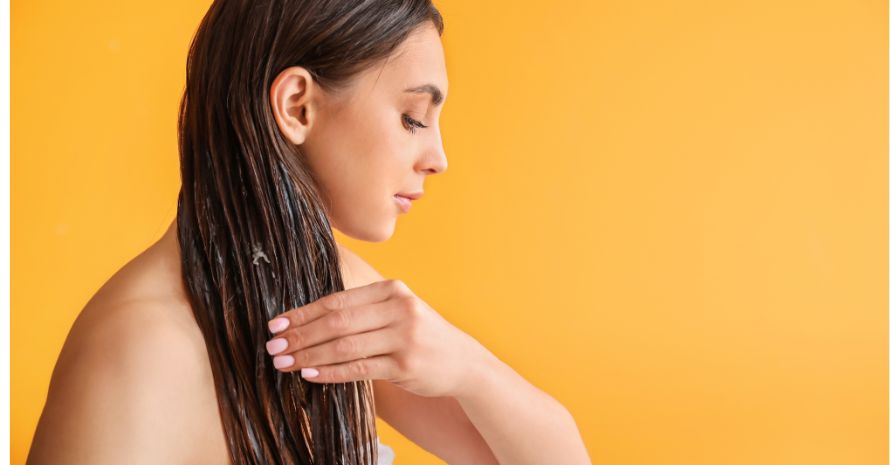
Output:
top-left (11, 0), bottom-right (888, 464)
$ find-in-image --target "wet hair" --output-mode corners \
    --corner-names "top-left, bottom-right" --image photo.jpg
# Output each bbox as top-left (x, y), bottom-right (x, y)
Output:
top-left (174, 1), bottom-right (443, 463)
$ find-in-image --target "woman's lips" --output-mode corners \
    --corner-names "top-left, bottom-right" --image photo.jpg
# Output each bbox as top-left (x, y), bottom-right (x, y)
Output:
top-left (393, 194), bottom-right (412, 213)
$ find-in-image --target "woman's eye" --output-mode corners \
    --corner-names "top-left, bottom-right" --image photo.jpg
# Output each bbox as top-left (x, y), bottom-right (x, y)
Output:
top-left (402, 114), bottom-right (428, 134)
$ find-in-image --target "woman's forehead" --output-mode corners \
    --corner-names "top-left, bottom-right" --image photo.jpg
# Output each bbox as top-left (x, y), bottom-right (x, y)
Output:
top-left (382, 33), bottom-right (448, 97)
top-left (338, 25), bottom-right (447, 104)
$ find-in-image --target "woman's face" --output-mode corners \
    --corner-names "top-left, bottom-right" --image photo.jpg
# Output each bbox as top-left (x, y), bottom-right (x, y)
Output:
top-left (270, 21), bottom-right (449, 242)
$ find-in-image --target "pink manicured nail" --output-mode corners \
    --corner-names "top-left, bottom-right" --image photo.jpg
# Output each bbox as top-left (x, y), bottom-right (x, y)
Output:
top-left (301, 367), bottom-right (319, 378)
top-left (266, 338), bottom-right (288, 355)
top-left (268, 318), bottom-right (289, 333)
top-left (273, 355), bottom-right (294, 369)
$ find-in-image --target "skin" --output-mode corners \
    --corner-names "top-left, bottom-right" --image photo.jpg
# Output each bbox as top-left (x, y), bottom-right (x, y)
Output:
top-left (271, 21), bottom-right (448, 242)
top-left (27, 20), bottom-right (591, 465)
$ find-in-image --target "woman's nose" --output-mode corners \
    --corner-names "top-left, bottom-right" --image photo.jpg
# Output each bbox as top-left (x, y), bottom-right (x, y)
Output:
top-left (420, 134), bottom-right (447, 175)
top-left (423, 153), bottom-right (447, 175)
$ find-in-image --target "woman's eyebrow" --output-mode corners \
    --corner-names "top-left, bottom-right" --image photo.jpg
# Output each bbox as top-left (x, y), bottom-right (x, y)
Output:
top-left (403, 83), bottom-right (445, 107)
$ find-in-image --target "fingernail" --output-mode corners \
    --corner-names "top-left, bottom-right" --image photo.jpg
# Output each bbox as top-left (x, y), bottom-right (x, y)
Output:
top-left (268, 318), bottom-right (289, 333)
top-left (265, 338), bottom-right (288, 355)
top-left (273, 355), bottom-right (294, 369)
top-left (301, 367), bottom-right (319, 378)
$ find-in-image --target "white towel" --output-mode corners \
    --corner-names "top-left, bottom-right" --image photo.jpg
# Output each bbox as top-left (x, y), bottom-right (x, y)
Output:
top-left (377, 437), bottom-right (395, 465)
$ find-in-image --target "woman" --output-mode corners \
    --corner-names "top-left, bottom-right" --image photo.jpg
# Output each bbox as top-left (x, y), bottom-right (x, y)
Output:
top-left (26, 1), bottom-right (591, 464)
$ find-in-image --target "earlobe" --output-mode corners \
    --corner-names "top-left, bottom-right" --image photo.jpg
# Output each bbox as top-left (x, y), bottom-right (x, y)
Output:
top-left (269, 66), bottom-right (315, 145)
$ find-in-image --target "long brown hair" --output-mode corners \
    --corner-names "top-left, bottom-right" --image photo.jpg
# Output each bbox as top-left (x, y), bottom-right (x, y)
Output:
top-left (174, 1), bottom-right (443, 463)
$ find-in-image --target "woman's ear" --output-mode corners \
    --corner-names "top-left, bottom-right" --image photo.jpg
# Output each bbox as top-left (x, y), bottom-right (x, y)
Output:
top-left (270, 66), bottom-right (317, 145)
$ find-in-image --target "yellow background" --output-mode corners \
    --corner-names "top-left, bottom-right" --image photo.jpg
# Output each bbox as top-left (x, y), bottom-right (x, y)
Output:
top-left (11, 0), bottom-right (887, 464)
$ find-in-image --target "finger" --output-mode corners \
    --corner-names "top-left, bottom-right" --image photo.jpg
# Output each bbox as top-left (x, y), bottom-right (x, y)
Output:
top-left (268, 279), bottom-right (409, 335)
top-left (266, 299), bottom-right (399, 356)
top-left (299, 355), bottom-right (400, 384)
top-left (271, 326), bottom-right (401, 373)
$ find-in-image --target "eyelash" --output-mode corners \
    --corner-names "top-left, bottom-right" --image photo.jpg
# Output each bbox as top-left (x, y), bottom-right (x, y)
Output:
top-left (402, 114), bottom-right (428, 134)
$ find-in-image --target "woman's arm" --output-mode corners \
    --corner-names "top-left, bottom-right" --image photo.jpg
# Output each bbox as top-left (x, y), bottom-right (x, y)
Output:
top-left (372, 379), bottom-right (499, 464)
top-left (337, 244), bottom-right (499, 464)
top-left (336, 244), bottom-right (592, 464)
top-left (454, 349), bottom-right (593, 465)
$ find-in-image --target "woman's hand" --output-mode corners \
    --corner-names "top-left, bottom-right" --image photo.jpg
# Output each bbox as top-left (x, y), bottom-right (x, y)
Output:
top-left (264, 279), bottom-right (487, 398)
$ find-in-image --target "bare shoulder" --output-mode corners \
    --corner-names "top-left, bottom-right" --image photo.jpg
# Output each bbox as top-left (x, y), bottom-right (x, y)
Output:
top-left (27, 297), bottom-right (222, 465)
top-left (336, 242), bottom-right (388, 288)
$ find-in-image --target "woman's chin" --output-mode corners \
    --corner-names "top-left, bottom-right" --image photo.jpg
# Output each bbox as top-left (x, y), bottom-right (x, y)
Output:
top-left (335, 218), bottom-right (395, 243)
